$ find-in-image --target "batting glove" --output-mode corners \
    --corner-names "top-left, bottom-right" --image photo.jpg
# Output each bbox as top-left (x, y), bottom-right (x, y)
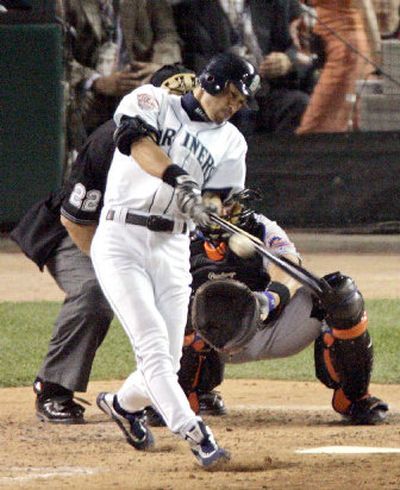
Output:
top-left (175, 175), bottom-right (217, 226)
top-left (162, 164), bottom-right (216, 226)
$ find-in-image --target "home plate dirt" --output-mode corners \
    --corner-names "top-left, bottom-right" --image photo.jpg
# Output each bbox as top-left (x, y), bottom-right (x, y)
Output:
top-left (1, 379), bottom-right (400, 490)
top-left (1, 243), bottom-right (400, 488)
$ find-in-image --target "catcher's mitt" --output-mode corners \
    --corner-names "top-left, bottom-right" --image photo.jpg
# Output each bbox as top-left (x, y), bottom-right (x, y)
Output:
top-left (191, 278), bottom-right (259, 354)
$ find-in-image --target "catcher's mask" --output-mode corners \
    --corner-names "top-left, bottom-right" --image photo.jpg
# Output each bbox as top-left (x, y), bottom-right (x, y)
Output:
top-left (200, 188), bottom-right (262, 245)
top-left (191, 278), bottom-right (260, 354)
top-left (150, 63), bottom-right (196, 95)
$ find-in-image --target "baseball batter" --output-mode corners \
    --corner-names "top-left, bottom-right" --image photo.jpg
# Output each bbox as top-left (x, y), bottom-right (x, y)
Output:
top-left (91, 53), bottom-right (260, 467)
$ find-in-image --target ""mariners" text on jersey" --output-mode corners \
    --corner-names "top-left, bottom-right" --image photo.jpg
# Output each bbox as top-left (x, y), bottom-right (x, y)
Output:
top-left (160, 129), bottom-right (215, 181)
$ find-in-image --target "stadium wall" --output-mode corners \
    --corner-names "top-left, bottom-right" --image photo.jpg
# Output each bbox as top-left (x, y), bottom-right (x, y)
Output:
top-left (0, 19), bottom-right (63, 229)
top-left (246, 131), bottom-right (400, 231)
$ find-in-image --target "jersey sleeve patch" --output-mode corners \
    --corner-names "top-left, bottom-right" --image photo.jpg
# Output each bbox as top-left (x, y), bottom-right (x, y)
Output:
top-left (137, 93), bottom-right (159, 111)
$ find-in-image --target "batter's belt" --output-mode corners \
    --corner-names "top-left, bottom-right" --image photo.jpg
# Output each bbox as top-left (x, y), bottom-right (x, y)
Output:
top-left (106, 210), bottom-right (188, 234)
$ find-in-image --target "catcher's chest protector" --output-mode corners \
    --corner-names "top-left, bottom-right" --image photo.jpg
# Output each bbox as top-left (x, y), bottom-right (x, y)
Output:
top-left (190, 242), bottom-right (270, 292)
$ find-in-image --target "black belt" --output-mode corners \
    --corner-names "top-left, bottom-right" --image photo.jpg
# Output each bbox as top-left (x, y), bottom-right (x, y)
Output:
top-left (106, 210), bottom-right (187, 234)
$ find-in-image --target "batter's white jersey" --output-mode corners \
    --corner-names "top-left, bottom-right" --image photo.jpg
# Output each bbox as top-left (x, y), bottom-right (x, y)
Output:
top-left (101, 84), bottom-right (247, 221)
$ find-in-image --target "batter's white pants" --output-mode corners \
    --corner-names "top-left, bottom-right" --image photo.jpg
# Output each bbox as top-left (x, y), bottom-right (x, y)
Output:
top-left (91, 219), bottom-right (198, 435)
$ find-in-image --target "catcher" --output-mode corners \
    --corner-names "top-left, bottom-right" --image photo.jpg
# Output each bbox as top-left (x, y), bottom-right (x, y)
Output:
top-left (149, 189), bottom-right (388, 425)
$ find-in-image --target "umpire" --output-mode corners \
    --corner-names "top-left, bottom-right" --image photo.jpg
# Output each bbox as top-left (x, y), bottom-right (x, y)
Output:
top-left (10, 64), bottom-right (196, 424)
top-left (11, 120), bottom-right (116, 423)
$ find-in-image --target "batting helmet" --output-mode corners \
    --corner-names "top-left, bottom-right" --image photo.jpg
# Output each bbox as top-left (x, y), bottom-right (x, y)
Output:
top-left (198, 53), bottom-right (261, 100)
top-left (191, 278), bottom-right (260, 354)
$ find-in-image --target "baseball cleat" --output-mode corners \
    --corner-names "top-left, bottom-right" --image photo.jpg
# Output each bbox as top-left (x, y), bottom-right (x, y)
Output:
top-left (198, 391), bottom-right (227, 416)
top-left (96, 392), bottom-right (154, 450)
top-left (185, 418), bottom-right (230, 468)
top-left (344, 396), bottom-right (389, 425)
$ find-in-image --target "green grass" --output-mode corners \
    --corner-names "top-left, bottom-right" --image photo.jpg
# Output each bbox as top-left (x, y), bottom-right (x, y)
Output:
top-left (0, 299), bottom-right (399, 388)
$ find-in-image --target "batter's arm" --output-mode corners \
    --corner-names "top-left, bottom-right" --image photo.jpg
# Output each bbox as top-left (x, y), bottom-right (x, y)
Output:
top-left (60, 215), bottom-right (97, 256)
top-left (130, 137), bottom-right (172, 177)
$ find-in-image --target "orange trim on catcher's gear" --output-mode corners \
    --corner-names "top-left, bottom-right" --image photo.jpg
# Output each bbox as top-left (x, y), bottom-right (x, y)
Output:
top-left (187, 353), bottom-right (206, 414)
top-left (323, 332), bottom-right (335, 347)
top-left (204, 241), bottom-right (227, 261)
top-left (332, 388), bottom-right (352, 415)
top-left (183, 333), bottom-right (206, 351)
top-left (332, 388), bottom-right (371, 415)
top-left (188, 391), bottom-right (200, 414)
top-left (332, 313), bottom-right (368, 340)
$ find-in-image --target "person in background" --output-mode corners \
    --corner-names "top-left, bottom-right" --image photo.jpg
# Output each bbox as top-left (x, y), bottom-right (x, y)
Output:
top-left (372, 0), bottom-right (400, 38)
top-left (58, 0), bottom-right (181, 175)
top-left (172, 0), bottom-right (318, 134)
top-left (296, 0), bottom-right (381, 134)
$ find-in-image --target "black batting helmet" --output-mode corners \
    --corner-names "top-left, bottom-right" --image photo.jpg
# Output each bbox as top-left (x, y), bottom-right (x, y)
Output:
top-left (198, 52), bottom-right (261, 100)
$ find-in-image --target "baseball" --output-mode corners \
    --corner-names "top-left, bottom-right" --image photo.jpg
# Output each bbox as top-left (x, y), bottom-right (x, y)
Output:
top-left (228, 233), bottom-right (256, 258)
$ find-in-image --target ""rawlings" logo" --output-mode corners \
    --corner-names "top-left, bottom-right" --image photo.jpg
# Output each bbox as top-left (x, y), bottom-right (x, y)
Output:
top-left (208, 272), bottom-right (236, 280)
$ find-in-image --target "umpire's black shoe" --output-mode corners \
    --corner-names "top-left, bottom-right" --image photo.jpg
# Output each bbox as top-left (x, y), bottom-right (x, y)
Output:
top-left (33, 379), bottom-right (85, 424)
top-left (198, 391), bottom-right (227, 416)
top-left (35, 395), bottom-right (85, 424)
top-left (345, 396), bottom-right (389, 425)
top-left (145, 406), bottom-right (166, 427)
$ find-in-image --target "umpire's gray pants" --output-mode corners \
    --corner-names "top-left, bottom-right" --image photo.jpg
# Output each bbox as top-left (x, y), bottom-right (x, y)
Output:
top-left (37, 235), bottom-right (114, 392)
top-left (225, 287), bottom-right (322, 363)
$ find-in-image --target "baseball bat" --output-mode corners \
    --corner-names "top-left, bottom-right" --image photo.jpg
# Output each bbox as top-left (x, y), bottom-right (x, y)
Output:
top-left (208, 213), bottom-right (332, 298)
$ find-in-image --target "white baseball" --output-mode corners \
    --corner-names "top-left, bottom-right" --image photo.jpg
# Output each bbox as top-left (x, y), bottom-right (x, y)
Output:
top-left (228, 233), bottom-right (256, 258)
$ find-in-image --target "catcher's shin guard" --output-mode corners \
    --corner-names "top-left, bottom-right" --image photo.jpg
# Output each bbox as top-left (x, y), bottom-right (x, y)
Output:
top-left (178, 333), bottom-right (224, 414)
top-left (314, 312), bottom-right (373, 415)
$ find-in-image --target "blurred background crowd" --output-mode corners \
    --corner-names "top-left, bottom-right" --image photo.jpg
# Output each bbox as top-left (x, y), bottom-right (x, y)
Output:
top-left (2, 0), bottom-right (399, 174)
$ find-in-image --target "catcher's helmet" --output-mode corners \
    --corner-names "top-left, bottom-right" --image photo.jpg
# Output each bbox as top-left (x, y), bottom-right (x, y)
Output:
top-left (150, 63), bottom-right (196, 95)
top-left (200, 188), bottom-right (262, 245)
top-left (198, 53), bottom-right (260, 100)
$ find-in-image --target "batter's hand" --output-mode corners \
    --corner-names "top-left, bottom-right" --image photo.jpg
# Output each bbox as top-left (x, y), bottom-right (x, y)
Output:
top-left (175, 175), bottom-right (215, 226)
top-left (259, 52), bottom-right (292, 79)
top-left (93, 72), bottom-right (143, 97)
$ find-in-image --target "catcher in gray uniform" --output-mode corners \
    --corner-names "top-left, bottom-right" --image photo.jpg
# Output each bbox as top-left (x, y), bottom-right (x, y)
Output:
top-left (162, 190), bottom-right (388, 426)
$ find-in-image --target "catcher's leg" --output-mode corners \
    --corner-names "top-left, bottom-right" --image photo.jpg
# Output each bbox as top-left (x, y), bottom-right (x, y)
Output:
top-left (178, 333), bottom-right (226, 415)
top-left (315, 272), bottom-right (388, 424)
